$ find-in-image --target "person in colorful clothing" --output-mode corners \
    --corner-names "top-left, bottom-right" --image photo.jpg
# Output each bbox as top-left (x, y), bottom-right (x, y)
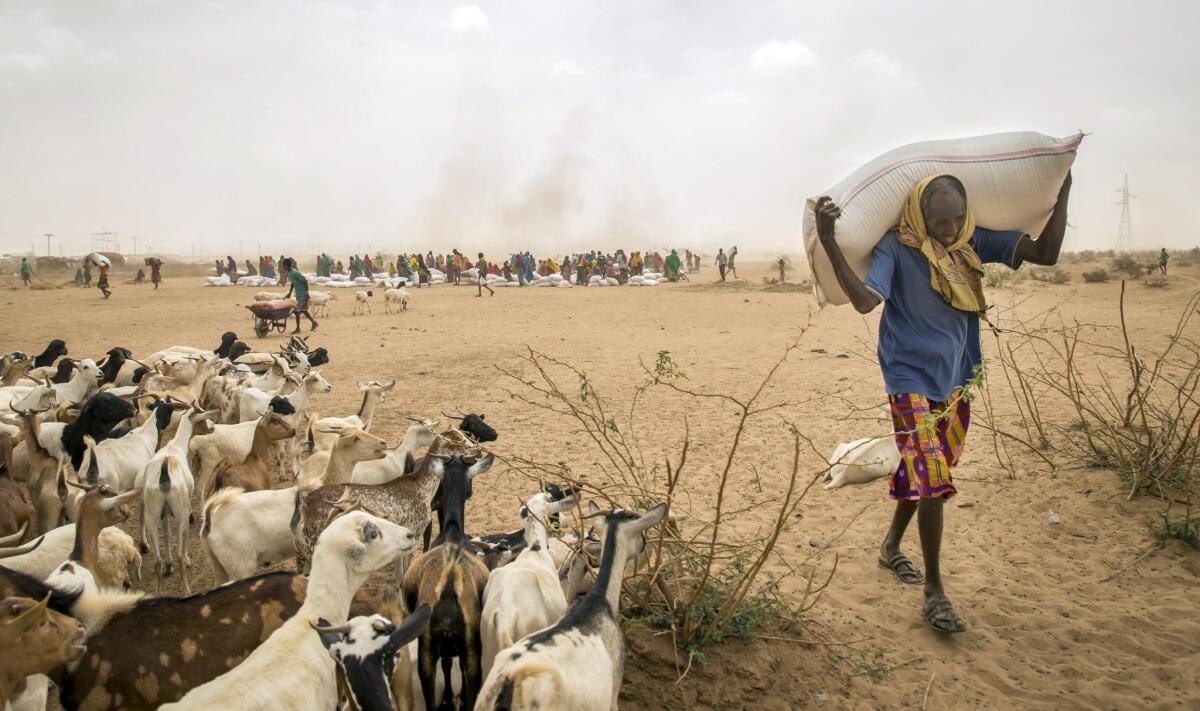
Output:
top-left (19, 258), bottom-right (33, 287)
top-left (815, 171), bottom-right (1072, 633)
top-left (145, 256), bottom-right (163, 289)
top-left (281, 257), bottom-right (319, 333)
top-left (97, 262), bottom-right (113, 298)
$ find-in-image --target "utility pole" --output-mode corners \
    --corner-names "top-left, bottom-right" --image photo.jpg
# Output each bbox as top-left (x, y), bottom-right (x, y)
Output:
top-left (44, 233), bottom-right (52, 257)
top-left (1115, 175), bottom-right (1135, 252)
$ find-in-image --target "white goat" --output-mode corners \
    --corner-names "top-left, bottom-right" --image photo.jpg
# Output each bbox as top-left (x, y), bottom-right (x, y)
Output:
top-left (161, 512), bottom-right (415, 711)
top-left (384, 288), bottom-right (409, 313)
top-left (140, 408), bottom-right (209, 594)
top-left (308, 380), bottom-right (395, 453)
top-left (480, 492), bottom-right (578, 677)
top-left (76, 401), bottom-right (177, 494)
top-left (350, 418), bottom-right (439, 485)
top-left (307, 291), bottom-right (334, 317)
top-left (477, 502), bottom-right (667, 711)
top-left (824, 436), bottom-right (900, 490)
top-left (354, 290), bottom-right (373, 316)
top-left (253, 291), bottom-right (289, 302)
top-left (200, 486), bottom-right (298, 584)
top-left (1, 359), bottom-right (100, 412)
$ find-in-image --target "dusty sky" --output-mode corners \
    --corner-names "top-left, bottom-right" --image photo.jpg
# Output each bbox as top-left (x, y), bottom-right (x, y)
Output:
top-left (1, 0), bottom-right (1196, 258)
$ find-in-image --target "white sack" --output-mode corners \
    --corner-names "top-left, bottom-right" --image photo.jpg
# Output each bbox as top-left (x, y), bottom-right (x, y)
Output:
top-left (803, 131), bottom-right (1082, 306)
top-left (824, 437), bottom-right (901, 490)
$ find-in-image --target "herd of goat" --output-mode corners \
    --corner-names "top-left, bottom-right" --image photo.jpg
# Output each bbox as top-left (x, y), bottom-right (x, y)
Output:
top-left (0, 335), bottom-right (669, 710)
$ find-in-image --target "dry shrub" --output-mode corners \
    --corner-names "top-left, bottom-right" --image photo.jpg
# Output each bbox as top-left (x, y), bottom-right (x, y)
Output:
top-left (1029, 266), bottom-right (1072, 284)
top-left (1082, 269), bottom-right (1111, 283)
top-left (496, 337), bottom-right (839, 674)
top-left (1144, 273), bottom-right (1169, 288)
top-left (987, 286), bottom-right (1200, 501)
top-left (984, 264), bottom-right (1025, 288)
top-left (1111, 254), bottom-right (1146, 278)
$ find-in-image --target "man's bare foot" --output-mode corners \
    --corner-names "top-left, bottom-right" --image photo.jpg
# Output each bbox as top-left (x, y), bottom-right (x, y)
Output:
top-left (310, 322), bottom-right (319, 332)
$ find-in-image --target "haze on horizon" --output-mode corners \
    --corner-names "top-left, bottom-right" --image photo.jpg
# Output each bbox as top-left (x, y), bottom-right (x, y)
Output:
top-left (1, 0), bottom-right (1196, 259)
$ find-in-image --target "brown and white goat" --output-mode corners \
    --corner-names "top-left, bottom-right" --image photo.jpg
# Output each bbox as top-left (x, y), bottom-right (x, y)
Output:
top-left (210, 412), bottom-right (294, 493)
top-left (0, 432), bottom-right (31, 539)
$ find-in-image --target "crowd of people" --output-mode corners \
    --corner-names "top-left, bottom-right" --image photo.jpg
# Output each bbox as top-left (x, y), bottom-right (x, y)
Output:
top-left (298, 247), bottom-right (716, 287)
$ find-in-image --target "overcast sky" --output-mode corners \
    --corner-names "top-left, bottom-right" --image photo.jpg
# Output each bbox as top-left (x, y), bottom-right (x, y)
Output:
top-left (1, 0), bottom-right (1196, 258)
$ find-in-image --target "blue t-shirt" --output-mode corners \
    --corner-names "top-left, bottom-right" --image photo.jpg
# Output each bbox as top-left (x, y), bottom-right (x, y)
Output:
top-left (863, 228), bottom-right (1025, 402)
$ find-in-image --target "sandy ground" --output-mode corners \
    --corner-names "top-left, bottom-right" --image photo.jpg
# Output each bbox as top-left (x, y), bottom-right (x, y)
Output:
top-left (4, 259), bottom-right (1199, 710)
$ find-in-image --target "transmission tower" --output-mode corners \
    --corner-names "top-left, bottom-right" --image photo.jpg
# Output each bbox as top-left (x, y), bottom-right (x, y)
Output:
top-left (1115, 175), bottom-right (1135, 252)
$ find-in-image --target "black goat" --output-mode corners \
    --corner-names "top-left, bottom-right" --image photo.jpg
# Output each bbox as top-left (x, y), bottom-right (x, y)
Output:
top-left (228, 340), bottom-right (251, 362)
top-left (268, 395), bottom-right (296, 415)
top-left (307, 346), bottom-right (329, 368)
top-left (98, 347), bottom-right (133, 385)
top-left (213, 332), bottom-right (239, 359)
top-left (49, 360), bottom-right (75, 384)
top-left (456, 413), bottom-right (496, 443)
top-left (32, 339), bottom-right (68, 368)
top-left (61, 393), bottom-right (136, 470)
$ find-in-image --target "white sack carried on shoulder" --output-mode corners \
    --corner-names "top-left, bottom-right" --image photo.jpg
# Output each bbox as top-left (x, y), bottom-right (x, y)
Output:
top-left (802, 131), bottom-right (1082, 307)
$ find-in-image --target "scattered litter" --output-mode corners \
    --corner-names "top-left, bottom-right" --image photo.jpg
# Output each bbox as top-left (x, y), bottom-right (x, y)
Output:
top-left (1046, 509), bottom-right (1061, 526)
top-left (958, 501), bottom-right (974, 508)
top-left (811, 348), bottom-right (827, 354)
top-left (808, 537), bottom-right (829, 549)
top-left (835, 351), bottom-right (850, 358)
top-left (814, 692), bottom-right (830, 706)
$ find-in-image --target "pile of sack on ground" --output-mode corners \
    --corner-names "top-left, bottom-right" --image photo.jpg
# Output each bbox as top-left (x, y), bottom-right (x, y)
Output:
top-left (205, 267), bottom-right (672, 289)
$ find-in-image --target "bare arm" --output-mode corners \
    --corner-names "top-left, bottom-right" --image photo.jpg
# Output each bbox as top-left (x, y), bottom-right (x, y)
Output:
top-left (815, 197), bottom-right (881, 314)
top-left (1015, 172), bottom-right (1072, 266)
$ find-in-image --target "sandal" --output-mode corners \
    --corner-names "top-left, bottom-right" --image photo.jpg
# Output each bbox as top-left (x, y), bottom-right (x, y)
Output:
top-left (879, 552), bottom-right (924, 585)
top-left (923, 597), bottom-right (966, 634)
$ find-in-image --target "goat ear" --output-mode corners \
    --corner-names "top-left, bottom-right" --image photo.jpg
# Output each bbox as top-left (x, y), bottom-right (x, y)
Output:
top-left (102, 488), bottom-right (141, 511)
top-left (6, 594), bottom-right (51, 638)
top-left (388, 604), bottom-right (431, 651)
top-left (360, 519), bottom-right (380, 543)
top-left (587, 501), bottom-right (601, 517)
top-left (633, 503), bottom-right (668, 533)
top-left (466, 453), bottom-right (494, 480)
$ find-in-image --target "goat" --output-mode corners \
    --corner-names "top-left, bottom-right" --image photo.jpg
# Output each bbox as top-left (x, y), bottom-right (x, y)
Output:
top-left (5, 358), bottom-right (101, 412)
top-left (313, 605), bottom-right (431, 711)
top-left (253, 291), bottom-right (289, 302)
top-left (50, 481), bottom-right (141, 591)
top-left (0, 595), bottom-right (86, 708)
top-left (201, 485), bottom-right (300, 584)
top-left (60, 392), bottom-right (137, 472)
top-left (13, 408), bottom-right (67, 535)
top-left (0, 352), bottom-right (31, 387)
top-left (308, 380), bottom-right (396, 453)
top-left (824, 436), bottom-right (900, 490)
top-left (350, 418), bottom-right (439, 485)
top-left (210, 412), bottom-right (295, 493)
top-left (75, 399), bottom-right (178, 494)
top-left (161, 512), bottom-right (415, 711)
top-left (476, 502), bottom-right (667, 710)
top-left (96, 348), bottom-right (133, 386)
top-left (354, 290), bottom-right (373, 316)
top-left (448, 412), bottom-right (497, 444)
top-left (401, 455), bottom-right (494, 711)
top-left (140, 406), bottom-right (209, 594)
top-left (0, 433), bottom-right (31, 540)
top-left (32, 340), bottom-right (69, 369)
top-left (308, 291), bottom-right (334, 317)
top-left (480, 491), bottom-right (578, 677)
top-left (4, 568), bottom-right (306, 710)
top-left (297, 427), bottom-right (387, 493)
top-left (383, 287), bottom-right (409, 313)
top-left (189, 400), bottom-right (294, 496)
top-left (471, 483), bottom-right (578, 570)
top-left (237, 370), bottom-right (331, 475)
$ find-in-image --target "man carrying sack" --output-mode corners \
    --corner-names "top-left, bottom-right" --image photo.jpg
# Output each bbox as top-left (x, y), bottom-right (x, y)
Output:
top-left (815, 171), bottom-right (1072, 633)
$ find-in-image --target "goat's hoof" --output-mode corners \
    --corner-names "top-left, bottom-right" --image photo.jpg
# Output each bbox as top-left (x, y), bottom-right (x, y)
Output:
top-left (138, 542), bottom-right (149, 554)
top-left (189, 513), bottom-right (196, 525)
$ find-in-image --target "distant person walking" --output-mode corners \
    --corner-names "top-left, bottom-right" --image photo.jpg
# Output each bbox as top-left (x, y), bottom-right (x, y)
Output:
top-left (1159, 248), bottom-right (1169, 275)
top-left (145, 257), bottom-right (163, 289)
top-left (74, 265), bottom-right (85, 287)
top-left (715, 248), bottom-right (727, 282)
top-left (83, 261), bottom-right (93, 286)
top-left (226, 256), bottom-right (237, 281)
top-left (778, 257), bottom-right (786, 283)
top-left (727, 246), bottom-right (738, 279)
top-left (476, 253), bottom-right (495, 297)
top-left (97, 262), bottom-right (112, 298)
top-left (281, 257), bottom-right (319, 333)
top-left (19, 258), bottom-right (33, 287)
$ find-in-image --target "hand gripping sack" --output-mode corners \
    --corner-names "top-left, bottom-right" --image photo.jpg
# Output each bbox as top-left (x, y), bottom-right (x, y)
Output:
top-left (802, 131), bottom-right (1082, 306)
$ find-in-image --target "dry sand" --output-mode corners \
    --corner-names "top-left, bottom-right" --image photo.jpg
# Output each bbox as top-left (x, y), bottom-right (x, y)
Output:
top-left (4, 260), bottom-right (1198, 710)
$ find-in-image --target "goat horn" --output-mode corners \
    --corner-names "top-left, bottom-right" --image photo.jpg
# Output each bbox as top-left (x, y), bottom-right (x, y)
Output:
top-left (65, 476), bottom-right (96, 493)
top-left (308, 621), bottom-right (351, 635)
top-left (0, 523), bottom-right (31, 548)
top-left (440, 411), bottom-right (459, 420)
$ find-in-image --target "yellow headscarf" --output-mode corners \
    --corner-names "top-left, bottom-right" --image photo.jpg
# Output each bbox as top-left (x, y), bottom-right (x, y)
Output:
top-left (896, 174), bottom-right (986, 314)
